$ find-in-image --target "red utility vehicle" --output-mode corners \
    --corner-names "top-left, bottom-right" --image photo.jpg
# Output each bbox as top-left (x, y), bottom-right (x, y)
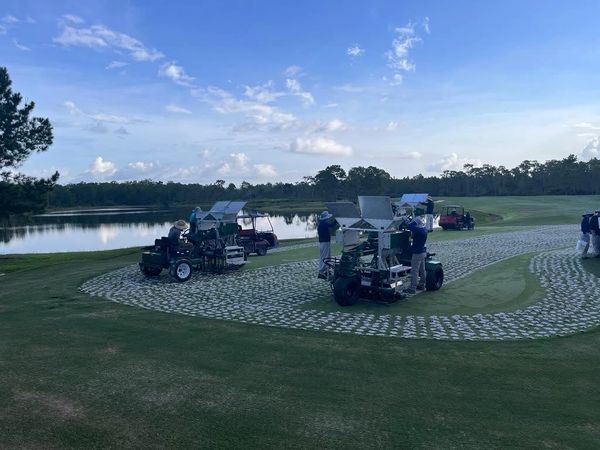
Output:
top-left (237, 213), bottom-right (279, 256)
top-left (439, 205), bottom-right (474, 230)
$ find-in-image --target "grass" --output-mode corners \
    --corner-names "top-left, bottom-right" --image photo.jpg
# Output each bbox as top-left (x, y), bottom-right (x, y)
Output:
top-left (439, 195), bottom-right (600, 226)
top-left (2, 242), bottom-right (600, 448)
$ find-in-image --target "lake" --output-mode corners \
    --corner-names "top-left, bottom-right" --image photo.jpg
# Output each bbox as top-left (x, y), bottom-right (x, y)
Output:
top-left (0, 207), bottom-right (318, 254)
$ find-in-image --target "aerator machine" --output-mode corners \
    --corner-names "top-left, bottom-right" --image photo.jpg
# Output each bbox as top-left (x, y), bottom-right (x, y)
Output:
top-left (139, 200), bottom-right (247, 282)
top-left (323, 196), bottom-right (444, 306)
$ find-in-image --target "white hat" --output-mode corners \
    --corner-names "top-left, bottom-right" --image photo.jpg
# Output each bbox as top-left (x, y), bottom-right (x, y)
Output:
top-left (320, 211), bottom-right (333, 220)
top-left (174, 219), bottom-right (187, 230)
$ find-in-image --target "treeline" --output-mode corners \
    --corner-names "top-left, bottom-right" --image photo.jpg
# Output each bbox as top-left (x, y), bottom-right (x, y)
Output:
top-left (47, 155), bottom-right (600, 208)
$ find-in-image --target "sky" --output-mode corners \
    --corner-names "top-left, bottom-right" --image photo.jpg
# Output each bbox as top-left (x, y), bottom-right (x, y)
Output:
top-left (2, 0), bottom-right (600, 185)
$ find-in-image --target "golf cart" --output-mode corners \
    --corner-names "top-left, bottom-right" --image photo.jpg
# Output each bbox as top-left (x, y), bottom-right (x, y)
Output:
top-left (237, 212), bottom-right (279, 256)
top-left (323, 196), bottom-right (444, 307)
top-left (439, 205), bottom-right (474, 230)
top-left (139, 200), bottom-right (247, 282)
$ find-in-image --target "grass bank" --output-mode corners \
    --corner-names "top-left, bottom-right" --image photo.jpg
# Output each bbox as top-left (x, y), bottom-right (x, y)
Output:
top-left (1, 244), bottom-right (600, 448)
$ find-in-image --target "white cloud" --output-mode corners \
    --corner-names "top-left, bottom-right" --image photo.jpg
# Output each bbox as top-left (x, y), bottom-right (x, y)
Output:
top-left (323, 102), bottom-right (338, 108)
top-left (62, 14), bottom-right (85, 24)
top-left (13, 39), bottom-right (30, 51)
top-left (386, 121), bottom-right (399, 131)
top-left (2, 15), bottom-right (19, 24)
top-left (64, 100), bottom-right (83, 115)
top-left (334, 83), bottom-right (366, 93)
top-left (194, 86), bottom-right (297, 127)
top-left (284, 65), bottom-right (302, 77)
top-left (159, 62), bottom-right (195, 86)
top-left (90, 156), bottom-right (116, 175)
top-left (324, 119), bottom-right (348, 132)
top-left (89, 113), bottom-right (135, 124)
top-left (128, 161), bottom-right (154, 171)
top-left (399, 151), bottom-right (422, 159)
top-left (105, 60), bottom-right (128, 70)
top-left (114, 126), bottom-right (129, 135)
top-left (218, 152), bottom-right (250, 175)
top-left (253, 163), bottom-right (277, 177)
top-left (347, 45), bottom-right (365, 57)
top-left (386, 24), bottom-right (420, 73)
top-left (426, 153), bottom-right (481, 173)
top-left (244, 81), bottom-right (284, 103)
top-left (290, 136), bottom-right (352, 156)
top-left (384, 20), bottom-right (428, 85)
top-left (0, 25), bottom-right (6, 35)
top-left (54, 24), bottom-right (164, 61)
top-left (423, 17), bottom-right (430, 34)
top-left (581, 136), bottom-right (600, 161)
top-left (573, 122), bottom-right (600, 131)
top-left (165, 103), bottom-right (192, 114)
top-left (286, 78), bottom-right (315, 106)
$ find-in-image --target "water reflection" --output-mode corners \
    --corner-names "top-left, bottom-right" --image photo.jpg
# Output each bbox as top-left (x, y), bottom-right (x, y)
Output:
top-left (0, 208), bottom-right (317, 254)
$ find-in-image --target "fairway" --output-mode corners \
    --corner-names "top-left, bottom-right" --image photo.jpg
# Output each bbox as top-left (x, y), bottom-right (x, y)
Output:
top-left (2, 231), bottom-right (600, 448)
top-left (2, 198), bottom-right (600, 448)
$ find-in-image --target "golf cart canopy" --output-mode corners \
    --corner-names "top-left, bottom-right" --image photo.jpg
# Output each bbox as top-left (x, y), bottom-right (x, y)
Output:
top-left (399, 193), bottom-right (429, 207)
top-left (199, 200), bottom-right (247, 222)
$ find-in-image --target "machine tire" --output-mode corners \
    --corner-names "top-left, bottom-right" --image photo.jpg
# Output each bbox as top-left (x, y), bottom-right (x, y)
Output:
top-left (141, 265), bottom-right (162, 277)
top-left (333, 277), bottom-right (361, 306)
top-left (256, 245), bottom-right (267, 256)
top-left (426, 266), bottom-right (444, 291)
top-left (170, 259), bottom-right (193, 282)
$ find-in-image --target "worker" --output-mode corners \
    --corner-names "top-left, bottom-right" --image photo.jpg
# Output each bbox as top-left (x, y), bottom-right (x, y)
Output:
top-left (590, 210), bottom-right (600, 257)
top-left (168, 219), bottom-right (187, 257)
top-left (189, 206), bottom-right (202, 234)
top-left (579, 212), bottom-right (593, 259)
top-left (317, 210), bottom-right (334, 279)
top-left (404, 217), bottom-right (428, 294)
top-left (465, 211), bottom-right (473, 230)
top-left (425, 196), bottom-right (435, 232)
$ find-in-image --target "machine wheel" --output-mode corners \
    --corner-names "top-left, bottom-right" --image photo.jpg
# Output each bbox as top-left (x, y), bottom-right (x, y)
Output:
top-left (170, 259), bottom-right (193, 282)
top-left (333, 277), bottom-right (361, 306)
top-left (426, 266), bottom-right (444, 291)
top-left (256, 245), bottom-right (267, 256)
top-left (140, 265), bottom-right (162, 277)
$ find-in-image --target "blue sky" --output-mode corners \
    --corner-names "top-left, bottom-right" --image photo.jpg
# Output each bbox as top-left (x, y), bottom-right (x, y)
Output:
top-left (3, 0), bottom-right (600, 184)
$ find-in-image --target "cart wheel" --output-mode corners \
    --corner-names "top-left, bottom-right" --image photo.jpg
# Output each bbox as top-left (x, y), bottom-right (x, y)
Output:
top-left (170, 259), bottom-right (193, 282)
top-left (333, 277), bottom-right (361, 306)
top-left (426, 266), bottom-right (444, 291)
top-left (140, 265), bottom-right (162, 277)
top-left (256, 246), bottom-right (267, 256)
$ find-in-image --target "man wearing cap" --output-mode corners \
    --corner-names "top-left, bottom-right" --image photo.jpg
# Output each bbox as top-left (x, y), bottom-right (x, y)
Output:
top-left (580, 212), bottom-right (593, 259)
top-left (404, 217), bottom-right (428, 294)
top-left (590, 210), bottom-right (600, 257)
top-left (317, 211), bottom-right (334, 279)
top-left (168, 219), bottom-right (187, 257)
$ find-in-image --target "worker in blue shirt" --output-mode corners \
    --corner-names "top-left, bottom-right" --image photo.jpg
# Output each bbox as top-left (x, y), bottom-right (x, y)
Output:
top-left (317, 211), bottom-right (334, 278)
top-left (590, 210), bottom-right (600, 257)
top-left (405, 217), bottom-right (428, 294)
top-left (189, 206), bottom-right (202, 234)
